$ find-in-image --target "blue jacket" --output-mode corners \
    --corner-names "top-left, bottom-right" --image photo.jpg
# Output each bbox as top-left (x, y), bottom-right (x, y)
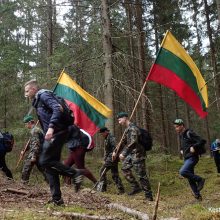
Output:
top-left (32, 90), bottom-right (72, 133)
top-left (210, 140), bottom-right (220, 152)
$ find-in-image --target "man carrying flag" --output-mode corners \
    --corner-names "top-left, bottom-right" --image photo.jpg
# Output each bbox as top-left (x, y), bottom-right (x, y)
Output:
top-left (113, 31), bottom-right (208, 164)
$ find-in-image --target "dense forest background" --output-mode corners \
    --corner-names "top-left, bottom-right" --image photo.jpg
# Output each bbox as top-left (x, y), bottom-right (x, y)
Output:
top-left (0, 0), bottom-right (220, 156)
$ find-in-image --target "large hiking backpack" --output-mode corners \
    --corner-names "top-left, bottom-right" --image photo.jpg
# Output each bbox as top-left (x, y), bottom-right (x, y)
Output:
top-left (67, 125), bottom-right (94, 151)
top-left (186, 129), bottom-right (207, 155)
top-left (34, 89), bottom-right (74, 126)
top-left (138, 128), bottom-right (153, 151)
top-left (0, 131), bottom-right (14, 153)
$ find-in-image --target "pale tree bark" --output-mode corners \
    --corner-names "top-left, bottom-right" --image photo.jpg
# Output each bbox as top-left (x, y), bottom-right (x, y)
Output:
top-left (53, 0), bottom-right (56, 27)
top-left (216, 0), bottom-right (220, 25)
top-left (46, 0), bottom-right (53, 76)
top-left (101, 0), bottom-right (114, 132)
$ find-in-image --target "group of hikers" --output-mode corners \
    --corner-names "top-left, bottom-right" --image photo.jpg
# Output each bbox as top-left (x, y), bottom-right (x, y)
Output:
top-left (0, 79), bottom-right (220, 206)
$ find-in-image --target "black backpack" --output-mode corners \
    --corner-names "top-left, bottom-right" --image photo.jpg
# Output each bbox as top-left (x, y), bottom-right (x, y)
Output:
top-left (138, 128), bottom-right (153, 151)
top-left (0, 132), bottom-right (14, 152)
top-left (34, 89), bottom-right (74, 126)
top-left (186, 130), bottom-right (206, 155)
top-left (67, 125), bottom-right (94, 151)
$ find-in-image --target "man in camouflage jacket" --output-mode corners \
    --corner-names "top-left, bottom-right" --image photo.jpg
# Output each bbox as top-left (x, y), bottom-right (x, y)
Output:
top-left (98, 127), bottom-right (124, 194)
top-left (115, 112), bottom-right (153, 201)
top-left (21, 115), bottom-right (47, 184)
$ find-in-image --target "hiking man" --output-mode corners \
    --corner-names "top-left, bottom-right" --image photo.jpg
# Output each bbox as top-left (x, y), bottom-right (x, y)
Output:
top-left (173, 118), bottom-right (205, 201)
top-left (24, 79), bottom-right (83, 205)
top-left (114, 112), bottom-right (153, 201)
top-left (97, 127), bottom-right (124, 194)
top-left (63, 125), bottom-right (97, 185)
top-left (210, 139), bottom-right (220, 173)
top-left (0, 130), bottom-right (13, 180)
top-left (21, 115), bottom-right (47, 184)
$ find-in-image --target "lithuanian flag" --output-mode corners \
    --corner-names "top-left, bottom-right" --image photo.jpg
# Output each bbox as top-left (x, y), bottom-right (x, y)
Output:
top-left (54, 71), bottom-right (112, 135)
top-left (147, 31), bottom-right (208, 118)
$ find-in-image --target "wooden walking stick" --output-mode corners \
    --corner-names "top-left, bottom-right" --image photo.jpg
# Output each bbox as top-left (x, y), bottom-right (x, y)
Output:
top-left (16, 138), bottom-right (31, 169)
top-left (152, 182), bottom-right (161, 220)
top-left (16, 120), bottom-right (40, 169)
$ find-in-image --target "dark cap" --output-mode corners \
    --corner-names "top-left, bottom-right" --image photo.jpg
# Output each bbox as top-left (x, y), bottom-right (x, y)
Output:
top-left (117, 112), bottom-right (128, 119)
top-left (23, 115), bottom-right (34, 123)
top-left (173, 118), bottom-right (184, 125)
top-left (99, 127), bottom-right (109, 133)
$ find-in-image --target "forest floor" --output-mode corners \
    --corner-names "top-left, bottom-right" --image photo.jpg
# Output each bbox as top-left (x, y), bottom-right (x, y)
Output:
top-left (1, 153), bottom-right (220, 220)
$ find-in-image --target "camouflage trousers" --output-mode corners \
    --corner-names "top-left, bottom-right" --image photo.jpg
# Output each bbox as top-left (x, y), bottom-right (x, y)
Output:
top-left (98, 161), bottom-right (124, 193)
top-left (121, 155), bottom-right (152, 197)
top-left (21, 159), bottom-right (47, 184)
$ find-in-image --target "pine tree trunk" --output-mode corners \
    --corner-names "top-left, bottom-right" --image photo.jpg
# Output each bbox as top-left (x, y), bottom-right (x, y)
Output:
top-left (46, 0), bottom-right (53, 76)
top-left (216, 0), bottom-right (220, 25)
top-left (134, 0), bottom-right (147, 128)
top-left (153, 2), bottom-right (168, 150)
top-left (101, 0), bottom-right (114, 132)
top-left (203, 0), bottom-right (220, 108)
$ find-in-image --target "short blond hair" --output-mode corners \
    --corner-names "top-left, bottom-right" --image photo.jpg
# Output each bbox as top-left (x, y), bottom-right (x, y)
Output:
top-left (24, 79), bottom-right (39, 89)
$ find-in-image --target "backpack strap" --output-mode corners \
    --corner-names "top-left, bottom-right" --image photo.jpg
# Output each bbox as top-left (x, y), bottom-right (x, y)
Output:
top-left (186, 129), bottom-right (191, 139)
top-left (80, 129), bottom-right (92, 149)
top-left (33, 89), bottom-right (51, 109)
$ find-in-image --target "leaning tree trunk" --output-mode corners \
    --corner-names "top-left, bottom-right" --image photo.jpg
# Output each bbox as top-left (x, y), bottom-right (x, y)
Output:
top-left (101, 0), bottom-right (114, 132)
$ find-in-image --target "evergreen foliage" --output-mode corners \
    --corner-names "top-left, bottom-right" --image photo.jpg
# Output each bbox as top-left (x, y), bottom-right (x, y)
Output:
top-left (0, 0), bottom-right (219, 155)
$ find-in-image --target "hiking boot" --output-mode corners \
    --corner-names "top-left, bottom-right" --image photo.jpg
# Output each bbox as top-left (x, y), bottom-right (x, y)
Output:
top-left (47, 198), bottom-right (64, 206)
top-left (197, 178), bottom-right (205, 192)
top-left (72, 169), bottom-right (83, 192)
top-left (194, 194), bottom-right (202, 201)
top-left (128, 187), bottom-right (142, 196)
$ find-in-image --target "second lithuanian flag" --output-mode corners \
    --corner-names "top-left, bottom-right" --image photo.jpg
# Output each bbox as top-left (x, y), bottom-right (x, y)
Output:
top-left (147, 31), bottom-right (208, 118)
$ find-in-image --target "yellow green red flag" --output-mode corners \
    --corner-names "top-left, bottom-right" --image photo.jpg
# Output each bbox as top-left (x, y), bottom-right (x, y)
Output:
top-left (54, 71), bottom-right (112, 135)
top-left (147, 31), bottom-right (208, 118)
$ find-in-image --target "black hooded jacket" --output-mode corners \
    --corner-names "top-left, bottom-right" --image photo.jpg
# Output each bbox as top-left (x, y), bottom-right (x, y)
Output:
top-left (180, 129), bottom-right (204, 159)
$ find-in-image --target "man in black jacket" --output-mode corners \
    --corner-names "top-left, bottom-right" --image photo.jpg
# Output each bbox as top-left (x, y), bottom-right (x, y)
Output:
top-left (24, 80), bottom-right (83, 205)
top-left (173, 119), bottom-right (205, 201)
top-left (0, 131), bottom-right (13, 179)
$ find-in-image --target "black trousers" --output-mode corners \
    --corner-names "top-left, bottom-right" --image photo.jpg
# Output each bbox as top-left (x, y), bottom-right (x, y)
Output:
top-left (39, 131), bottom-right (78, 201)
top-left (0, 151), bottom-right (13, 179)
